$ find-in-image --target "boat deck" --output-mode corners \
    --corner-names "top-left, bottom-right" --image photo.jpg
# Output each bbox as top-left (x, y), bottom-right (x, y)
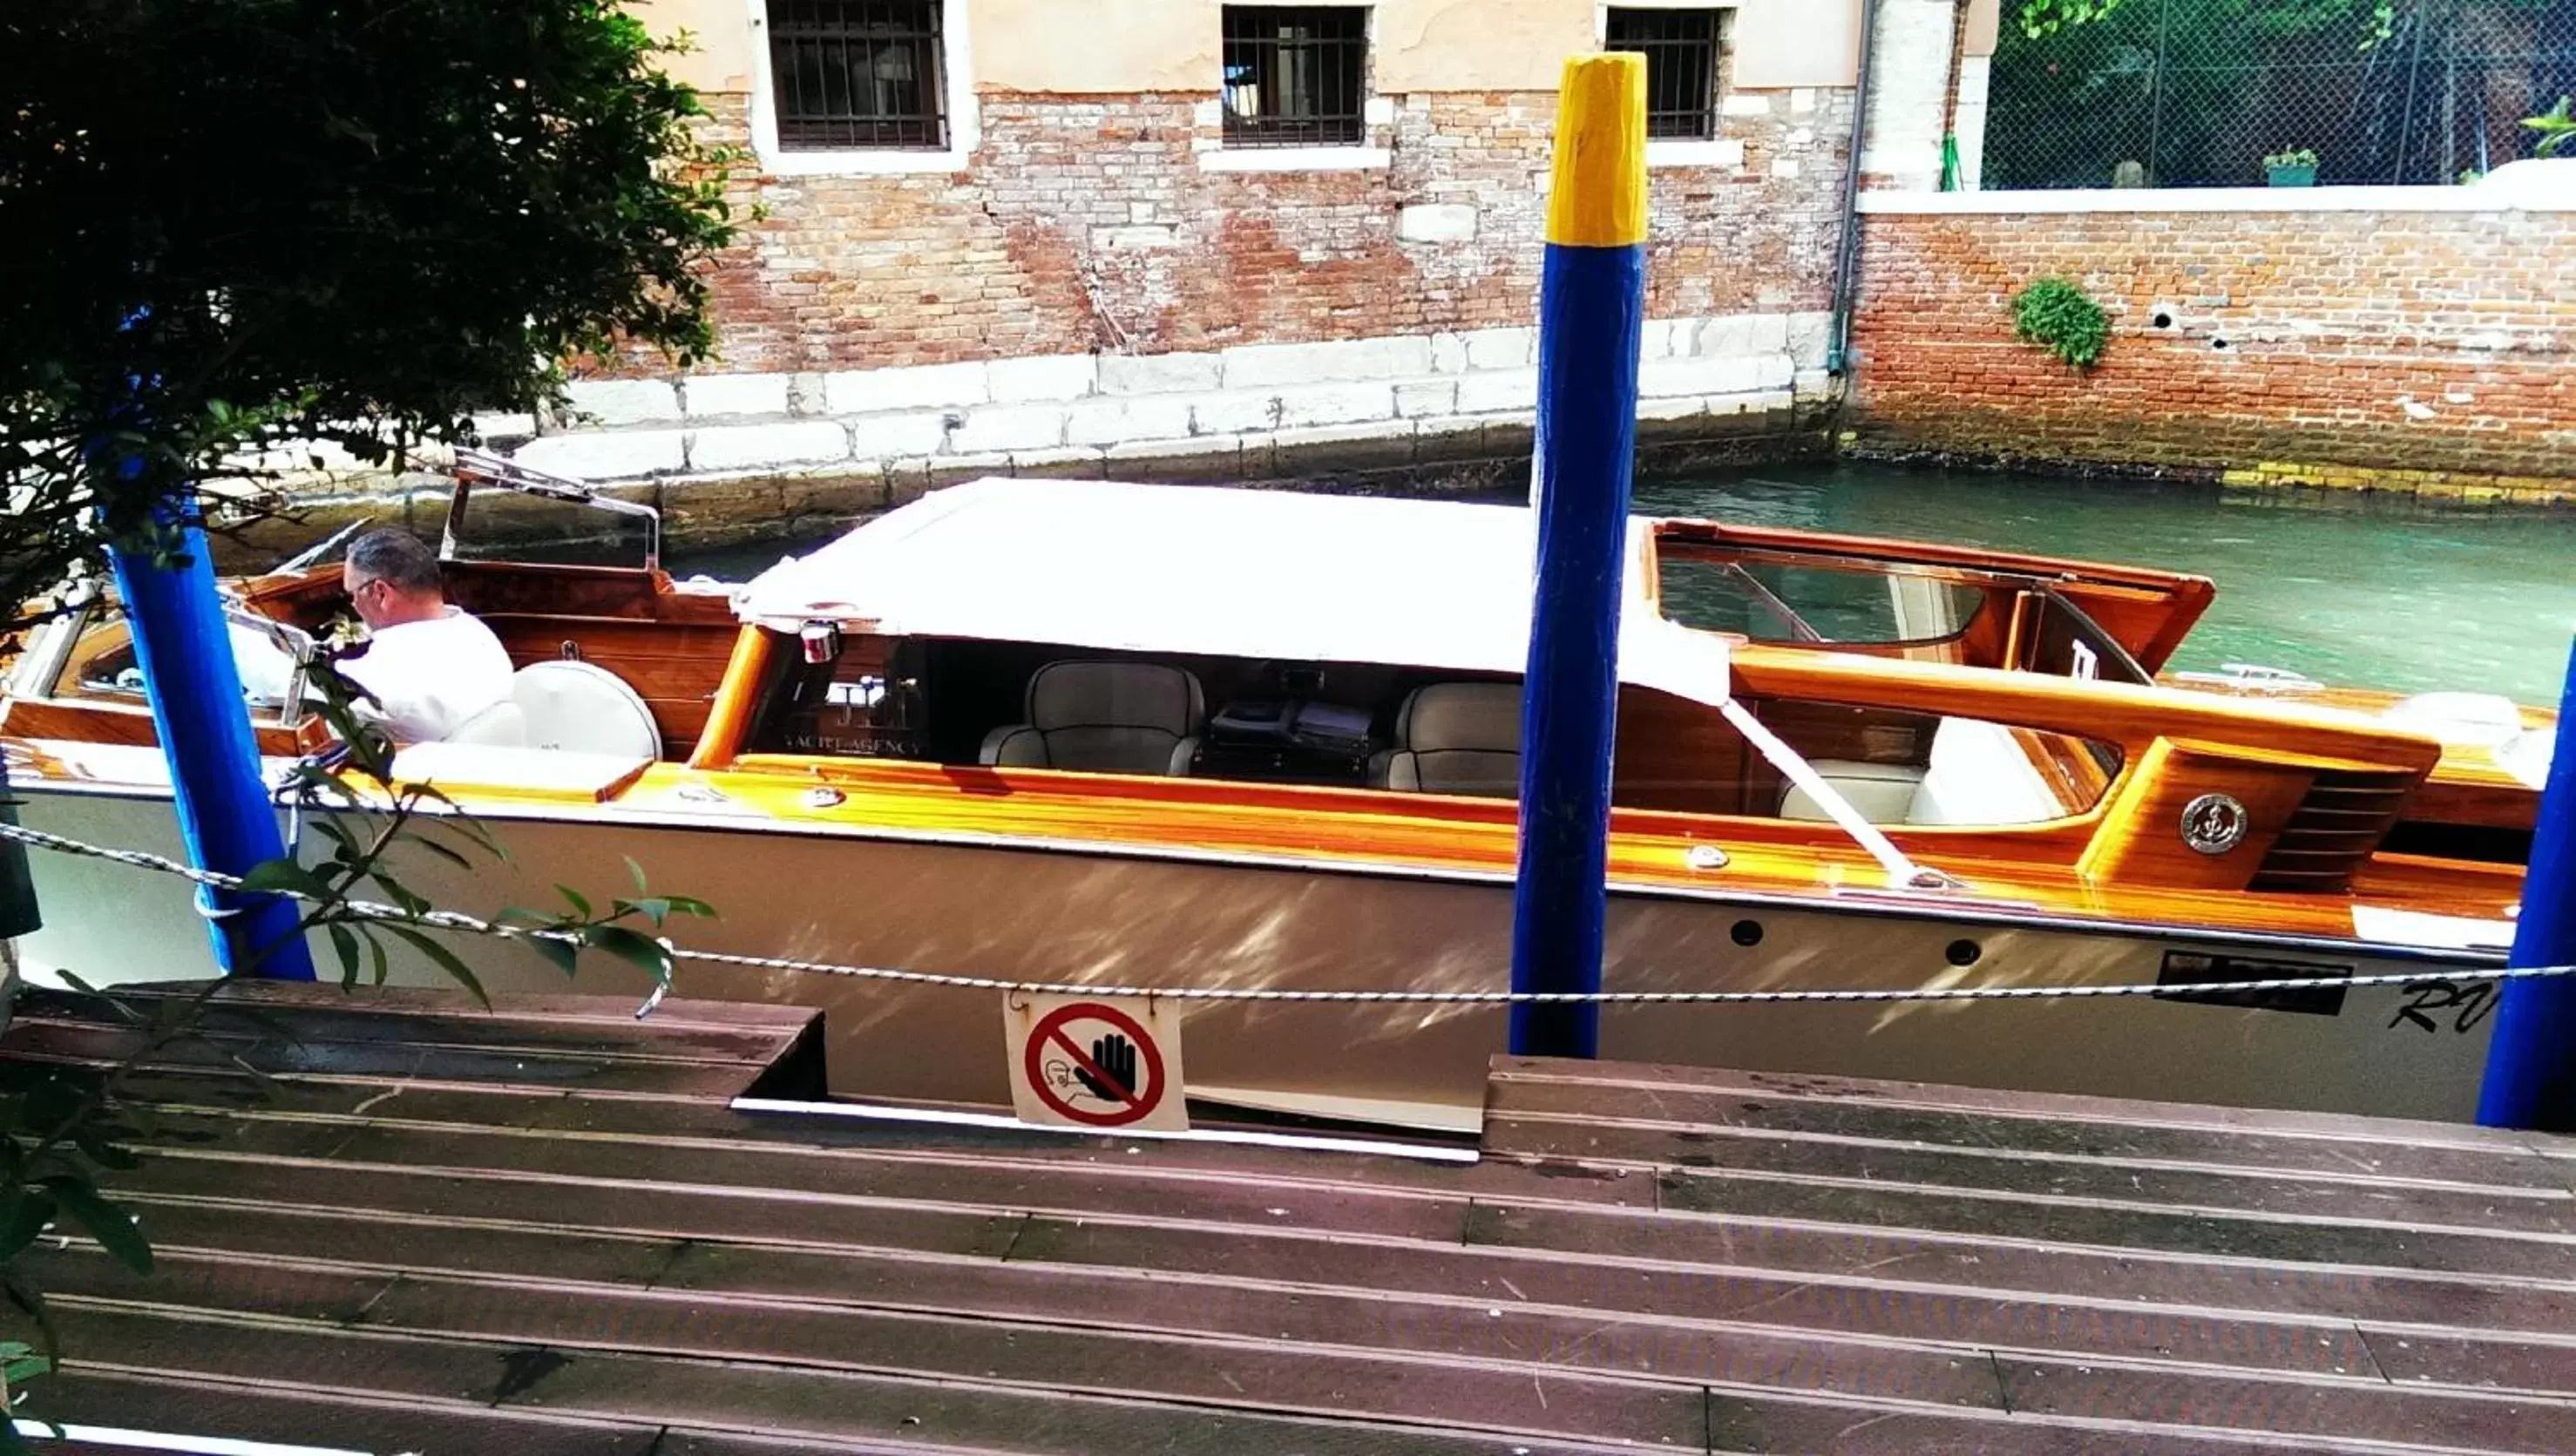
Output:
top-left (3, 979), bottom-right (2573, 1454)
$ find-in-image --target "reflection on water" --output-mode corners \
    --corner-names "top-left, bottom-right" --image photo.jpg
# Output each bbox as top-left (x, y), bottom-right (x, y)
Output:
top-left (667, 461), bottom-right (2576, 707)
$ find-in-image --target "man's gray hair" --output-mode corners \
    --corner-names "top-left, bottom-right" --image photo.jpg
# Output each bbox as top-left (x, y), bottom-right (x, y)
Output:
top-left (345, 528), bottom-right (444, 593)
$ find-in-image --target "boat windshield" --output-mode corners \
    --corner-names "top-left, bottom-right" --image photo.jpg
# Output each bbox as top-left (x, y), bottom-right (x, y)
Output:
top-left (1658, 554), bottom-right (1988, 647)
top-left (1655, 538), bottom-right (2156, 686)
top-left (36, 595), bottom-right (311, 716)
top-left (65, 610), bottom-right (306, 712)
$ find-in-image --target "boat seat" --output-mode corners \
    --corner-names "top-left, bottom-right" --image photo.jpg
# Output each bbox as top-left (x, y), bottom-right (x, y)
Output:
top-left (444, 699), bottom-right (529, 748)
top-left (1778, 760), bottom-right (1927, 824)
top-left (1779, 719), bottom-right (2069, 826)
top-left (508, 660), bottom-right (662, 757)
top-left (1371, 682), bottom-right (1522, 798)
top-left (979, 660), bottom-right (1205, 777)
top-left (1910, 716), bottom-right (2066, 825)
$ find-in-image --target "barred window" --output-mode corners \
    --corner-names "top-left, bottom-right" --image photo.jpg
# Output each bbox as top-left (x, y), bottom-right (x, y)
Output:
top-left (1604, 8), bottom-right (1725, 141)
top-left (1222, 6), bottom-right (1369, 147)
top-left (767, 0), bottom-right (947, 152)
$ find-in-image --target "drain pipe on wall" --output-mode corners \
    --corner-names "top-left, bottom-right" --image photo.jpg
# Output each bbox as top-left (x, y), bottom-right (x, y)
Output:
top-left (1939, 0), bottom-right (1973, 189)
top-left (1826, 0), bottom-right (1885, 378)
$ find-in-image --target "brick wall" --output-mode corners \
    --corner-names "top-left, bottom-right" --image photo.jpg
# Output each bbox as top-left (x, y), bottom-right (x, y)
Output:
top-left (675, 85), bottom-right (1854, 377)
top-left (1848, 203), bottom-right (2576, 481)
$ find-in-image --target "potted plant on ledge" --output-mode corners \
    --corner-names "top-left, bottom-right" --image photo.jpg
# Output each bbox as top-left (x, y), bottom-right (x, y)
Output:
top-left (2263, 147), bottom-right (2319, 186)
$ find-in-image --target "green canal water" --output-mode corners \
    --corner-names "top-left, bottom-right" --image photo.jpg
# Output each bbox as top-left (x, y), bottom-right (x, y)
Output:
top-left (668, 463), bottom-right (2576, 707)
top-left (1634, 464), bottom-right (2576, 705)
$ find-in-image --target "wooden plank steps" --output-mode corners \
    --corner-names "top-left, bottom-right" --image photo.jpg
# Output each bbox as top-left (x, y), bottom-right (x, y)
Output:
top-left (2, 985), bottom-right (2573, 1453)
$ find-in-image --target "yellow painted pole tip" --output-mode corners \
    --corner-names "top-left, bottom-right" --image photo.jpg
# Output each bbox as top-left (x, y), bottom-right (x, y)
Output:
top-left (1547, 52), bottom-right (1649, 249)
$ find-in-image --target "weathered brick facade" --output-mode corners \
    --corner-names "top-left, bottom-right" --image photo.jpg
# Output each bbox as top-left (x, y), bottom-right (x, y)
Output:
top-left (682, 86), bottom-right (1855, 376)
top-left (1847, 204), bottom-right (2576, 482)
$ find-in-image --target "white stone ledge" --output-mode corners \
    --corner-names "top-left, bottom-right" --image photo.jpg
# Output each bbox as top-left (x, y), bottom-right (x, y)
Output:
top-left (1100, 352), bottom-right (1222, 396)
top-left (513, 430), bottom-right (688, 479)
top-left (565, 380), bottom-right (681, 427)
top-left (1197, 146), bottom-right (1393, 173)
top-left (848, 411), bottom-right (952, 459)
top-left (1454, 369), bottom-right (1538, 414)
top-left (690, 420), bottom-right (850, 472)
top-left (684, 374), bottom-right (793, 419)
top-left (1106, 434), bottom-right (1243, 464)
top-left (825, 361), bottom-right (987, 415)
top-left (512, 316), bottom-right (1847, 483)
top-left (1224, 335), bottom-right (1432, 389)
top-left (1860, 185), bottom-right (2576, 215)
top-left (989, 354), bottom-right (1097, 403)
top-left (949, 403), bottom-right (1068, 454)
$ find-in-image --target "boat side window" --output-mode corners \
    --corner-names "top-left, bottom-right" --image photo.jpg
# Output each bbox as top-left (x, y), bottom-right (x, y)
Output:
top-left (750, 634), bottom-right (927, 758)
top-left (1616, 690), bottom-right (2122, 826)
top-left (1657, 551), bottom-right (1988, 650)
top-left (1758, 701), bottom-right (2121, 826)
top-left (60, 609), bottom-right (302, 713)
top-left (2023, 590), bottom-right (2155, 687)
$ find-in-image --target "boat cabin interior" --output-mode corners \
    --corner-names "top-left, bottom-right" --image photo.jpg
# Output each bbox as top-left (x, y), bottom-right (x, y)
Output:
top-left (724, 627), bottom-right (2124, 833)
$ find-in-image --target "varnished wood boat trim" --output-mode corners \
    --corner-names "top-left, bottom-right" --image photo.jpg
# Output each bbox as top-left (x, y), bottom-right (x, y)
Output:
top-left (688, 626), bottom-right (778, 770)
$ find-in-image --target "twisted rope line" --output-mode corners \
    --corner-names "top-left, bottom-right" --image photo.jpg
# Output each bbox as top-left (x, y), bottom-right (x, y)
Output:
top-left (3, 818), bottom-right (2555, 1006)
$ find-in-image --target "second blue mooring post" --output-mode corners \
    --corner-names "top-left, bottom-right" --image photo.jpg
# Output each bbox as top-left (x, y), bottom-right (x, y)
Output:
top-left (1509, 54), bottom-right (1649, 1060)
top-left (2476, 634), bottom-right (2576, 1130)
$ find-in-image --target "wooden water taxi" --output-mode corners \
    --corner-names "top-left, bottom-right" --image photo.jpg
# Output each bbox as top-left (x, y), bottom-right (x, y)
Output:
top-left (0, 463), bottom-right (2550, 1128)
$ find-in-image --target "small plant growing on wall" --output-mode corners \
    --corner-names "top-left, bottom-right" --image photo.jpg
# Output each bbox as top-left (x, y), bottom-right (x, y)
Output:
top-left (2010, 277), bottom-right (2110, 369)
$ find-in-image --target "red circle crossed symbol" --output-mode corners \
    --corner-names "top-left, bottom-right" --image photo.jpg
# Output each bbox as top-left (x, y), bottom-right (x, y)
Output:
top-left (1023, 1001), bottom-right (1167, 1128)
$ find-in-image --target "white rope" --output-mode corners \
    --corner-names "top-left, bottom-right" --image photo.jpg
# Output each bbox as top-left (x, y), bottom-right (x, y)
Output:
top-left (1617, 616), bottom-right (1936, 891)
top-left (1717, 695), bottom-right (1940, 890)
top-left (3, 817), bottom-right (2563, 1007)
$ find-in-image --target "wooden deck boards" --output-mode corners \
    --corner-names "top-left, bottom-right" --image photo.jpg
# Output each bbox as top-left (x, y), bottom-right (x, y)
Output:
top-left (3, 982), bottom-right (2573, 1454)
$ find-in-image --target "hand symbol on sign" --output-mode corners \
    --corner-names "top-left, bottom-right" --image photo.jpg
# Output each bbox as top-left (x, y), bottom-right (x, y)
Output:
top-left (1075, 1033), bottom-right (1138, 1102)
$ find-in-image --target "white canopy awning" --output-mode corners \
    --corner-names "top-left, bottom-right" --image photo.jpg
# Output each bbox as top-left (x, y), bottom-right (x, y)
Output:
top-left (738, 477), bottom-right (1701, 684)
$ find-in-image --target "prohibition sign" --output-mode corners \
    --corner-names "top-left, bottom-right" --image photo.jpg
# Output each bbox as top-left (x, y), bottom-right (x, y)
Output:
top-left (1023, 1000), bottom-right (1169, 1128)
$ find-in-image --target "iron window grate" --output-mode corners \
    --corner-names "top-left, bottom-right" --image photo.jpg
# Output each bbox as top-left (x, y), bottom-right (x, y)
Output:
top-left (768, 0), bottom-right (947, 152)
top-left (1223, 6), bottom-right (1370, 148)
top-left (1605, 7), bottom-right (1725, 141)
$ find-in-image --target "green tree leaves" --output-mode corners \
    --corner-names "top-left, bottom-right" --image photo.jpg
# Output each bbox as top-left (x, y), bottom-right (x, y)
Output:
top-left (2527, 96), bottom-right (2576, 157)
top-left (0, 0), bottom-right (741, 625)
top-left (0, 10), bottom-right (736, 1423)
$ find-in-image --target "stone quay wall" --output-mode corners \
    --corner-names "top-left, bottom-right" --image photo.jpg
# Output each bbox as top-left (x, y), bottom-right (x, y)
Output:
top-left (1846, 191), bottom-right (2576, 496)
top-left (493, 86), bottom-right (1857, 501)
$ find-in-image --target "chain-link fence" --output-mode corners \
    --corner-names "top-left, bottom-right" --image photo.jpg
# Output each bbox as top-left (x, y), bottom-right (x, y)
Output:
top-left (1984, 0), bottom-right (2576, 188)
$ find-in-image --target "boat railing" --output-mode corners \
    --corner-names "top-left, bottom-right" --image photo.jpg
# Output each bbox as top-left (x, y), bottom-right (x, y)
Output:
top-left (446, 447), bottom-right (662, 571)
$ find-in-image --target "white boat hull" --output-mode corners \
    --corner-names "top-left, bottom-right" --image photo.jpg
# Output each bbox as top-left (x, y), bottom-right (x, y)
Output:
top-left (9, 777), bottom-right (2504, 1126)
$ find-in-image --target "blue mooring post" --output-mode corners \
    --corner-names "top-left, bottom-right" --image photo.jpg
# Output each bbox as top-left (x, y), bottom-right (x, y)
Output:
top-left (92, 312), bottom-right (310, 979)
top-left (2476, 635), bottom-right (2576, 1129)
top-left (94, 479), bottom-right (314, 978)
top-left (1508, 54), bottom-right (1648, 1060)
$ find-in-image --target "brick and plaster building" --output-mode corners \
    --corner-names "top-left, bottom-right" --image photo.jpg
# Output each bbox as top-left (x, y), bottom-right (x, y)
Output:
top-left (505, 0), bottom-right (1934, 513)
top-left (471, 0), bottom-right (2573, 527)
top-left (1841, 0), bottom-right (2576, 496)
top-left (1847, 189), bottom-right (2576, 495)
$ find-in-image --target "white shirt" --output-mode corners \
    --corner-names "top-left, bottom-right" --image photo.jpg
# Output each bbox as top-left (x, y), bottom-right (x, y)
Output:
top-left (340, 607), bottom-right (515, 742)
